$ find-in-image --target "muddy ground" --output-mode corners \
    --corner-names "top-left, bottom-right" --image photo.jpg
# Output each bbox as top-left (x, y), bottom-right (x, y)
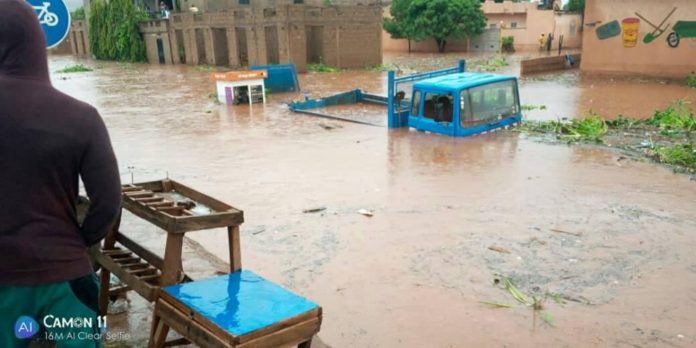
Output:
top-left (49, 52), bottom-right (696, 348)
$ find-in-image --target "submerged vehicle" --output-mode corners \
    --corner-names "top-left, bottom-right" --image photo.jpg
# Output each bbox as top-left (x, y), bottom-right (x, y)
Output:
top-left (288, 61), bottom-right (522, 137)
top-left (407, 73), bottom-right (522, 137)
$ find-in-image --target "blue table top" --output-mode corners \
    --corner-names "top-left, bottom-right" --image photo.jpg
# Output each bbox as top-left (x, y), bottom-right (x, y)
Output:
top-left (163, 270), bottom-right (319, 337)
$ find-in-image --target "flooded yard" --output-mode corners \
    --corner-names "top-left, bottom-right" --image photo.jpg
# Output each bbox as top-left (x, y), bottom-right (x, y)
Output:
top-left (49, 53), bottom-right (696, 347)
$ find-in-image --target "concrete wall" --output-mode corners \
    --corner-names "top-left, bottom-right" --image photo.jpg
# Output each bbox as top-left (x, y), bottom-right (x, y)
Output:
top-left (497, 3), bottom-right (582, 52)
top-left (158, 4), bottom-right (382, 71)
top-left (581, 0), bottom-right (696, 78)
top-left (140, 20), bottom-right (175, 64)
top-left (520, 53), bottom-right (581, 74)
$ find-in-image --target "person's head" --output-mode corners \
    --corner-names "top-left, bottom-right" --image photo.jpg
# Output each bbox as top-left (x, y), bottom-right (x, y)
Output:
top-left (0, 0), bottom-right (49, 82)
top-left (541, 33), bottom-right (545, 37)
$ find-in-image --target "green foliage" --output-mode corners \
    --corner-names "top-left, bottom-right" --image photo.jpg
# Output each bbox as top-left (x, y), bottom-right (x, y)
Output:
top-left (383, 0), bottom-right (412, 39)
top-left (322, 0), bottom-right (333, 6)
top-left (687, 72), bottom-right (696, 88)
top-left (566, 0), bottom-right (585, 13)
top-left (605, 115), bottom-right (640, 128)
top-left (471, 56), bottom-right (509, 72)
top-left (646, 100), bottom-right (696, 133)
top-left (501, 36), bottom-right (514, 51)
top-left (71, 7), bottom-right (85, 20)
top-left (89, 0), bottom-right (148, 62)
top-left (194, 65), bottom-right (216, 72)
top-left (307, 62), bottom-right (340, 73)
top-left (519, 115), bottom-right (608, 142)
top-left (385, 0), bottom-right (486, 52)
top-left (565, 115), bottom-right (608, 142)
top-left (654, 143), bottom-right (696, 169)
top-left (56, 64), bottom-right (92, 73)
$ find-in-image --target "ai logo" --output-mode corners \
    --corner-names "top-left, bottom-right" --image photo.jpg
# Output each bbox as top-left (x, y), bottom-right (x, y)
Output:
top-left (14, 316), bottom-right (39, 339)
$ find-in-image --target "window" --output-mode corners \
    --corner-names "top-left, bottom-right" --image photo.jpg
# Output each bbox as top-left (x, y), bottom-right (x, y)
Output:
top-left (411, 91), bottom-right (421, 116)
top-left (462, 80), bottom-right (518, 127)
top-left (239, 0), bottom-right (249, 4)
top-left (294, 0), bottom-right (304, 3)
top-left (422, 92), bottom-right (454, 123)
top-left (511, 22), bottom-right (517, 28)
top-left (489, 23), bottom-right (497, 29)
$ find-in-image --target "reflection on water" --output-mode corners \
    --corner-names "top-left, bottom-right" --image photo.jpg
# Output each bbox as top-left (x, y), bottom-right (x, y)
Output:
top-left (48, 53), bottom-right (696, 348)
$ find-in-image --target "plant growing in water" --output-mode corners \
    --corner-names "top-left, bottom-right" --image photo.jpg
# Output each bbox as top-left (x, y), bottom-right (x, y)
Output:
top-left (307, 62), bottom-right (340, 73)
top-left (686, 72), bottom-right (696, 89)
top-left (56, 64), bottom-right (93, 73)
top-left (501, 36), bottom-right (514, 52)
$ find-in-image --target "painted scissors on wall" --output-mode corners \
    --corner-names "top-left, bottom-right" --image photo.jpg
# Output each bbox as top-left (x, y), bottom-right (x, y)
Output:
top-left (634, 7), bottom-right (676, 44)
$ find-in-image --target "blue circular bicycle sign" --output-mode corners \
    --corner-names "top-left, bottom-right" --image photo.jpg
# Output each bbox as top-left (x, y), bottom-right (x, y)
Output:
top-left (25, 0), bottom-right (71, 49)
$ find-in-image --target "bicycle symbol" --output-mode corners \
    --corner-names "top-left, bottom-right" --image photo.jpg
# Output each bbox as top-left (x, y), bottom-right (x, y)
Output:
top-left (32, 2), bottom-right (59, 27)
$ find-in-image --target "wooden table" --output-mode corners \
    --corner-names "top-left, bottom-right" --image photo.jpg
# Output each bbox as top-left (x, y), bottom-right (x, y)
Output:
top-left (94, 179), bottom-right (244, 313)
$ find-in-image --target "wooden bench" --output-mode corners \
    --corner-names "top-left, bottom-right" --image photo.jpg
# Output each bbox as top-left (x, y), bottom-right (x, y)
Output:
top-left (94, 179), bottom-right (321, 347)
top-left (150, 271), bottom-right (322, 348)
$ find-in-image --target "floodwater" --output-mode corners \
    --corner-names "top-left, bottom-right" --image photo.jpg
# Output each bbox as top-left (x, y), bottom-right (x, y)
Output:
top-left (49, 53), bottom-right (696, 347)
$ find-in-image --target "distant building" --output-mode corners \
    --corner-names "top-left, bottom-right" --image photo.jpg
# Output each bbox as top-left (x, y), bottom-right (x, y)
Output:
top-left (581, 0), bottom-right (696, 78)
top-left (383, 0), bottom-right (583, 53)
top-left (139, 0), bottom-right (383, 71)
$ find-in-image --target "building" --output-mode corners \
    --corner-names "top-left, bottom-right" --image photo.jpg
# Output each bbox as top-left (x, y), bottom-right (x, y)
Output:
top-left (138, 0), bottom-right (383, 71)
top-left (382, 0), bottom-right (583, 53)
top-left (581, 0), bottom-right (696, 78)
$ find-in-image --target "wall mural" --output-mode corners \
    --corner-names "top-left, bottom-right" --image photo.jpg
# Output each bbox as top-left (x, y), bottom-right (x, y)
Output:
top-left (668, 21), bottom-right (696, 47)
top-left (592, 7), bottom-right (696, 49)
top-left (635, 8), bottom-right (676, 43)
top-left (621, 17), bottom-right (640, 47)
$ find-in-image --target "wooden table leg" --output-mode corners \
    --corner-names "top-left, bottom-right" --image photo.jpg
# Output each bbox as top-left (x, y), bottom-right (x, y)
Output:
top-left (98, 210), bottom-right (122, 315)
top-left (149, 303), bottom-right (170, 348)
top-left (161, 233), bottom-right (184, 286)
top-left (228, 225), bottom-right (242, 273)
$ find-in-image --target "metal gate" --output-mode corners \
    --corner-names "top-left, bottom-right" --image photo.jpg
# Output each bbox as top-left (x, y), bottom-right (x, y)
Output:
top-left (470, 28), bottom-right (501, 53)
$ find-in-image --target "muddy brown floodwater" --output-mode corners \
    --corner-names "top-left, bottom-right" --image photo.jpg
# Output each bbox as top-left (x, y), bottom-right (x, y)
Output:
top-left (49, 53), bottom-right (696, 348)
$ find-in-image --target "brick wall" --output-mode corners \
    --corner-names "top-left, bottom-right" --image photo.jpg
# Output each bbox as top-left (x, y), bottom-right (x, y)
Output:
top-left (146, 4), bottom-right (382, 71)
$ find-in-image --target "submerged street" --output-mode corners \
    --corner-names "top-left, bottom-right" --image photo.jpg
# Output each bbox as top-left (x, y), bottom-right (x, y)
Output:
top-left (50, 53), bottom-right (696, 347)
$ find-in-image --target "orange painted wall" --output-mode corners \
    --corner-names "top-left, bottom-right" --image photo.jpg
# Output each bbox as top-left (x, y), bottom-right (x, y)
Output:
top-left (581, 0), bottom-right (696, 77)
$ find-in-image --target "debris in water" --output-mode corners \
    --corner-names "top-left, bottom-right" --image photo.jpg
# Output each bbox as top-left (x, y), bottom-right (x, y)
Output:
top-left (488, 245), bottom-right (511, 254)
top-left (357, 209), bottom-right (374, 217)
top-left (498, 276), bottom-right (533, 306)
top-left (550, 228), bottom-right (583, 237)
top-left (303, 207), bottom-right (327, 213)
top-left (479, 301), bottom-right (514, 308)
top-left (540, 311), bottom-right (554, 326)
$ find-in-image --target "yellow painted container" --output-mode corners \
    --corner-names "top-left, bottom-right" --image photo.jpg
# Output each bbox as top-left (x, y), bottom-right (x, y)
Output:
top-left (622, 18), bottom-right (640, 47)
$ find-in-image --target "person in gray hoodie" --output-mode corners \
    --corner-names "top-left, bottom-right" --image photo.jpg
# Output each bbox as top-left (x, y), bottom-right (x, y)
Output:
top-left (0, 0), bottom-right (121, 346)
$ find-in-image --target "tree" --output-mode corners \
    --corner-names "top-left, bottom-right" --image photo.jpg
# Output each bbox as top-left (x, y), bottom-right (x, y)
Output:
top-left (89, 0), bottom-right (148, 62)
top-left (386, 0), bottom-right (487, 53)
top-left (566, 0), bottom-right (585, 13)
top-left (384, 0), bottom-right (412, 39)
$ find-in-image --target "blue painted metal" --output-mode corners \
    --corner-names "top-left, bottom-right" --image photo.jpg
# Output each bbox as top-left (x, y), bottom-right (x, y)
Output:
top-left (288, 89), bottom-right (386, 127)
top-left (387, 59), bottom-right (466, 129)
top-left (26, 0), bottom-right (71, 49)
top-left (250, 64), bottom-right (300, 93)
top-left (285, 60), bottom-right (523, 137)
top-left (413, 73), bottom-right (514, 93)
top-left (163, 270), bottom-right (319, 337)
top-left (408, 73), bottom-right (522, 137)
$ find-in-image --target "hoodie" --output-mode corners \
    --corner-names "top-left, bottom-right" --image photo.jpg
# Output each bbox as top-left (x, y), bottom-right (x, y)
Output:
top-left (0, 0), bottom-right (122, 285)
